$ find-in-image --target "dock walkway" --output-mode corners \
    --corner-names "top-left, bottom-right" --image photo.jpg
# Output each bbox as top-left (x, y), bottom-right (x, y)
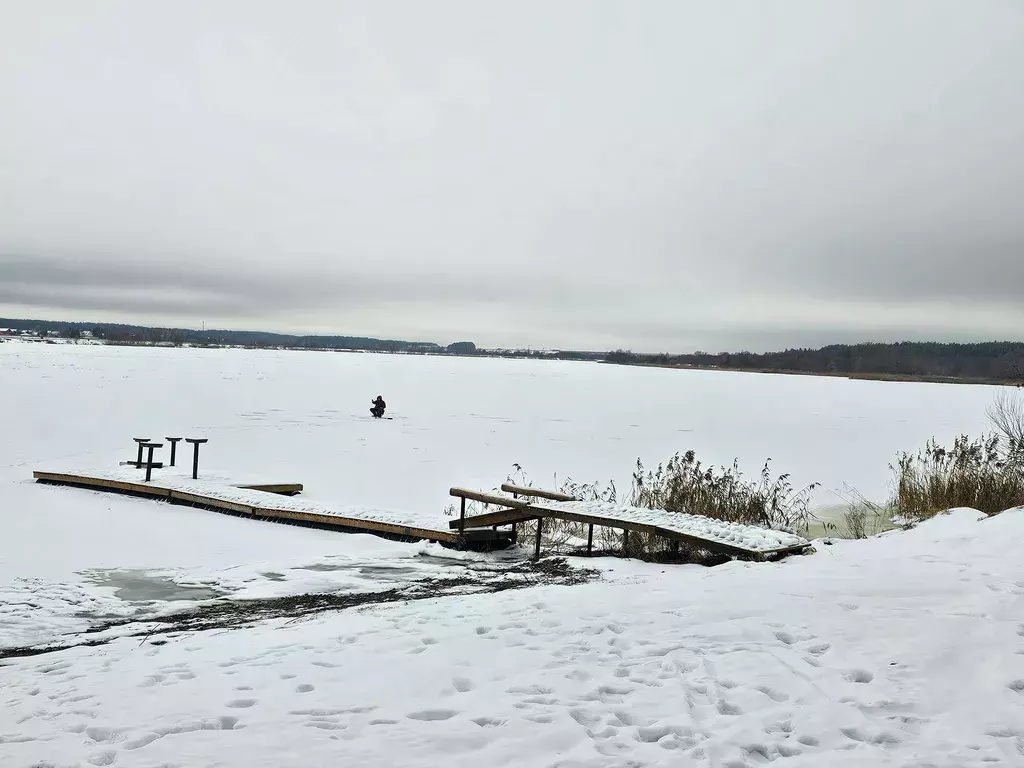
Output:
top-left (33, 468), bottom-right (505, 548)
top-left (449, 484), bottom-right (811, 560)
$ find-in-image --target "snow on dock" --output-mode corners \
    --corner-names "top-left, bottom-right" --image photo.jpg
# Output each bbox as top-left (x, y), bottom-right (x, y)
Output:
top-left (32, 468), bottom-right (485, 546)
top-left (450, 485), bottom-right (811, 559)
top-left (542, 500), bottom-right (808, 553)
top-left (32, 468), bottom-right (809, 560)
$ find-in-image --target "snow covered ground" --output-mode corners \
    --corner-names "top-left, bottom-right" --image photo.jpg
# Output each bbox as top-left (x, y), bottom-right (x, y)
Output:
top-left (4, 506), bottom-right (1024, 767)
top-left (3, 342), bottom-right (1022, 766)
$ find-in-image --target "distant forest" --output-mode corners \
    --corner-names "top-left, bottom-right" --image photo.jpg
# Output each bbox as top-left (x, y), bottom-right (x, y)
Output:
top-left (606, 342), bottom-right (1024, 384)
top-left (0, 318), bottom-right (451, 353)
top-left (3, 318), bottom-right (1023, 383)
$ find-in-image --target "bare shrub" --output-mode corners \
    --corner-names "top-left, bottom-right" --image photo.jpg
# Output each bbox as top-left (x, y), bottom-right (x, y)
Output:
top-left (987, 390), bottom-right (1024, 460)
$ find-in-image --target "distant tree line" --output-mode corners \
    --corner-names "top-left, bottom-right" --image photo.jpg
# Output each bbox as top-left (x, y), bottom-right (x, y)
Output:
top-left (0, 318), bottom-right (449, 353)
top-left (6, 317), bottom-right (1020, 382)
top-left (605, 342), bottom-right (1024, 383)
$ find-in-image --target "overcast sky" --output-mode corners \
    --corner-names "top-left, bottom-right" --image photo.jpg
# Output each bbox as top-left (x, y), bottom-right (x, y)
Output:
top-left (2, 1), bottom-right (1023, 352)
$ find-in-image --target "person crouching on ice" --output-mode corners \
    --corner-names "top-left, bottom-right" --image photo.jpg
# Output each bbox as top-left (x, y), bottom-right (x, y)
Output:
top-left (370, 395), bottom-right (386, 418)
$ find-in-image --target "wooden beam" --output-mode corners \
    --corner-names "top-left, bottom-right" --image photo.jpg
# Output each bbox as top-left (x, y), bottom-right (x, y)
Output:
top-left (34, 471), bottom-right (460, 544)
top-left (235, 483), bottom-right (303, 496)
top-left (447, 487), bottom-right (807, 559)
top-left (499, 483), bottom-right (576, 502)
top-left (520, 502), bottom-right (789, 559)
top-left (34, 471), bottom-right (170, 499)
top-left (448, 508), bottom-right (534, 530)
top-left (171, 489), bottom-right (254, 515)
top-left (449, 487), bottom-right (530, 509)
top-left (260, 507), bottom-right (457, 543)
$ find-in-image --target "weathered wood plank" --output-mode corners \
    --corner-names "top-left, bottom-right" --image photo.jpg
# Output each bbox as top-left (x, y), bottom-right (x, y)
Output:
top-left (235, 483), bottom-right (304, 496)
top-left (35, 471), bottom-right (459, 544)
top-left (171, 489), bottom-right (255, 515)
top-left (447, 508), bottom-right (535, 530)
top-left (499, 483), bottom-right (576, 502)
top-left (260, 507), bottom-right (457, 543)
top-left (449, 487), bottom-right (530, 509)
top-left (449, 483), bottom-right (807, 558)
top-left (34, 471), bottom-right (170, 499)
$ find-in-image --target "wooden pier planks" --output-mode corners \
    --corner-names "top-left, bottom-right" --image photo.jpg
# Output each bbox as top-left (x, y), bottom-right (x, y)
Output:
top-left (236, 483), bottom-right (304, 496)
top-left (449, 487), bottom-right (811, 559)
top-left (34, 470), bottom-right (460, 544)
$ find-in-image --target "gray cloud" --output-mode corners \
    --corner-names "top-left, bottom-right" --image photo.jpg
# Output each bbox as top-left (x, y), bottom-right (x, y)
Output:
top-left (2, 1), bottom-right (1023, 351)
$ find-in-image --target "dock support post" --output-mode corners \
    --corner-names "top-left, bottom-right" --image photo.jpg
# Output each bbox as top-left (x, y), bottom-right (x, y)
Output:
top-left (671, 540), bottom-right (680, 559)
top-left (534, 517), bottom-right (543, 559)
top-left (186, 438), bottom-right (208, 479)
top-left (623, 529), bottom-right (629, 558)
top-left (142, 442), bottom-right (163, 482)
top-left (587, 523), bottom-right (594, 556)
top-left (459, 496), bottom-right (466, 533)
top-left (133, 438), bottom-right (150, 469)
top-left (511, 522), bottom-right (517, 544)
top-left (165, 437), bottom-right (182, 467)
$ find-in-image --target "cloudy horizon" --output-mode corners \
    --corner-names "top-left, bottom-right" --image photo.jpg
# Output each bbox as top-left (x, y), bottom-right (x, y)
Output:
top-left (3, 1), bottom-right (1023, 353)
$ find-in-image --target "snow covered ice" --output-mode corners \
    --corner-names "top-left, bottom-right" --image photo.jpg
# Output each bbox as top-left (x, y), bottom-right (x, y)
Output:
top-left (2, 342), bottom-right (1023, 766)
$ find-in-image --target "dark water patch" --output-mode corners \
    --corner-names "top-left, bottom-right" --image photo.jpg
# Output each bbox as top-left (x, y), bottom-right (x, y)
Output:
top-left (4, 559), bottom-right (598, 660)
top-left (83, 570), bottom-right (224, 603)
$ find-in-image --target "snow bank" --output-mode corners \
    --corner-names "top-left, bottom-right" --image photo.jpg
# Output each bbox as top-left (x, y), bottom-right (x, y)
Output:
top-left (3, 498), bottom-right (1023, 767)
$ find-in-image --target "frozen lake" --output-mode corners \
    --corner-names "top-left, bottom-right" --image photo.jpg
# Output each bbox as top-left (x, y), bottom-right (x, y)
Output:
top-left (3, 340), bottom-right (1022, 768)
top-left (0, 340), bottom-right (1002, 510)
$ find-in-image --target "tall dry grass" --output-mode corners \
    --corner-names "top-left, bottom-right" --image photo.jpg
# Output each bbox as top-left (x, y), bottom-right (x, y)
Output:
top-left (500, 453), bottom-right (818, 562)
top-left (630, 451), bottom-right (819, 533)
top-left (890, 433), bottom-right (1024, 519)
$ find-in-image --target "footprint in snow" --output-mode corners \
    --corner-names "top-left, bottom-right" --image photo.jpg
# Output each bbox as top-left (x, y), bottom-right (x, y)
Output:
top-left (452, 677), bottom-right (475, 693)
top-left (471, 717), bottom-right (507, 727)
top-left (87, 750), bottom-right (117, 766)
top-left (407, 709), bottom-right (458, 721)
top-left (844, 669), bottom-right (874, 684)
top-left (226, 698), bottom-right (257, 708)
top-left (716, 700), bottom-right (743, 716)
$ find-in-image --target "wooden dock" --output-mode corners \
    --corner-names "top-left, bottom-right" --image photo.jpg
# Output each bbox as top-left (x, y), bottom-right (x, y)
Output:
top-left (33, 470), bottom-right (509, 550)
top-left (450, 483), bottom-right (811, 560)
top-left (32, 468), bottom-right (809, 562)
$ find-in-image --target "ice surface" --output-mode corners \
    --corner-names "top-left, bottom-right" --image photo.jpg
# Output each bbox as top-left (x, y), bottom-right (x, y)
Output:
top-left (0, 339), bottom-right (1002, 511)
